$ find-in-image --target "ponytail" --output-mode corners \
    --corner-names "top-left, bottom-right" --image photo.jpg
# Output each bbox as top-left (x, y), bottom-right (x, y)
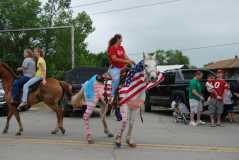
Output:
top-left (107, 34), bottom-right (122, 52)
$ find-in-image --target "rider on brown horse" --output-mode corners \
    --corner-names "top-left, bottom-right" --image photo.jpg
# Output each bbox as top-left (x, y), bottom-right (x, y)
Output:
top-left (18, 48), bottom-right (46, 110)
top-left (11, 49), bottom-right (35, 104)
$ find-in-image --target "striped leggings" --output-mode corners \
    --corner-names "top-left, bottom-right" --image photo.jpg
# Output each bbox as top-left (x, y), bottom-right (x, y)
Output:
top-left (83, 101), bottom-right (96, 139)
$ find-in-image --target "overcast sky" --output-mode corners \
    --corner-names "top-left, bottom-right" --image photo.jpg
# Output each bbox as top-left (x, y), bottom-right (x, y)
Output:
top-left (63, 0), bottom-right (239, 66)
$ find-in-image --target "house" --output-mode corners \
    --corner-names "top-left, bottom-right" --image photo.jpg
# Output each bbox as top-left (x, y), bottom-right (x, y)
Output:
top-left (206, 56), bottom-right (239, 79)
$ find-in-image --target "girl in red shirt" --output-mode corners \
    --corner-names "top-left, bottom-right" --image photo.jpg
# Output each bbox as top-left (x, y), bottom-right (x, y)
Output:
top-left (107, 34), bottom-right (134, 96)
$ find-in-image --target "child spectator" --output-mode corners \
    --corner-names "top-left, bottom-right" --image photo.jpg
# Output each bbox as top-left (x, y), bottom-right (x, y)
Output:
top-left (223, 83), bottom-right (236, 123)
top-left (206, 74), bottom-right (218, 99)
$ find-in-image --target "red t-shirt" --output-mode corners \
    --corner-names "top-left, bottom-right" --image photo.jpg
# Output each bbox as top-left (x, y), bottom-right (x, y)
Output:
top-left (213, 79), bottom-right (226, 97)
top-left (108, 45), bottom-right (126, 68)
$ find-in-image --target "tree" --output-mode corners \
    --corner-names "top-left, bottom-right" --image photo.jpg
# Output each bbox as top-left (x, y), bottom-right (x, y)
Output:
top-left (0, 0), bottom-right (95, 79)
top-left (40, 1), bottom-right (95, 78)
top-left (0, 0), bottom-right (41, 67)
top-left (154, 50), bottom-right (190, 65)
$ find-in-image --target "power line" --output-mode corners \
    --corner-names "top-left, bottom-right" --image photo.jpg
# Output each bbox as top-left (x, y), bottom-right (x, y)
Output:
top-left (0, 26), bottom-right (72, 33)
top-left (71, 0), bottom-right (112, 8)
top-left (181, 42), bottom-right (239, 51)
top-left (90, 0), bottom-right (181, 15)
top-left (127, 41), bottom-right (239, 55)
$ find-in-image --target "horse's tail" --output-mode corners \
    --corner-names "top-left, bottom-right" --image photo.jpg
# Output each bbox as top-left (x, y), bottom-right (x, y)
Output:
top-left (71, 88), bottom-right (85, 108)
top-left (59, 81), bottom-right (73, 99)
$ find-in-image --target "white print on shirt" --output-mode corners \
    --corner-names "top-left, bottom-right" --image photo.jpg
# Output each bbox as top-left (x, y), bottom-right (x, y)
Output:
top-left (214, 82), bottom-right (220, 88)
top-left (117, 50), bottom-right (124, 56)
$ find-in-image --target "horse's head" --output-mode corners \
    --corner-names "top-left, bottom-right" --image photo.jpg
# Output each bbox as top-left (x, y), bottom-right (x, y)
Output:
top-left (0, 62), bottom-right (18, 79)
top-left (0, 63), bottom-right (5, 78)
top-left (143, 53), bottom-right (158, 82)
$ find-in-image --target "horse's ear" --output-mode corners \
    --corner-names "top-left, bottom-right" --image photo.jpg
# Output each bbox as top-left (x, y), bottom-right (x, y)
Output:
top-left (143, 52), bottom-right (148, 59)
top-left (152, 53), bottom-right (156, 60)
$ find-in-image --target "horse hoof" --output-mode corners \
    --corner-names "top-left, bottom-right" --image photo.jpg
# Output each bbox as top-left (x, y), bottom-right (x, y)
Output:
top-left (126, 140), bottom-right (136, 148)
top-left (87, 139), bottom-right (95, 144)
top-left (115, 142), bottom-right (121, 148)
top-left (60, 128), bottom-right (66, 135)
top-left (107, 133), bottom-right (114, 138)
top-left (15, 132), bottom-right (22, 136)
top-left (128, 143), bottom-right (136, 148)
top-left (2, 130), bottom-right (8, 134)
top-left (51, 131), bottom-right (58, 135)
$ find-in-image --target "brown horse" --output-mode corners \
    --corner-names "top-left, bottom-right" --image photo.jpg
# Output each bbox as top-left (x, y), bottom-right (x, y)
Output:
top-left (0, 62), bottom-right (72, 136)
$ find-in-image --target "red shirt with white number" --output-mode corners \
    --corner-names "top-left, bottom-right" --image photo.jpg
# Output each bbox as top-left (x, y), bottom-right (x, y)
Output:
top-left (108, 45), bottom-right (126, 68)
top-left (213, 79), bottom-right (226, 97)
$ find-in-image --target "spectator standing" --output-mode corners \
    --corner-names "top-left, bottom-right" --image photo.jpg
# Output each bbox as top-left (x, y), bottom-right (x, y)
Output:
top-left (188, 70), bottom-right (205, 126)
top-left (223, 83), bottom-right (236, 123)
top-left (208, 69), bottom-right (226, 127)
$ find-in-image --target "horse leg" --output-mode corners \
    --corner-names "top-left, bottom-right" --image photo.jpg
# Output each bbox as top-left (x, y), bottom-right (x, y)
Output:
top-left (58, 107), bottom-right (65, 135)
top-left (52, 111), bottom-right (60, 134)
top-left (115, 105), bottom-right (128, 148)
top-left (2, 106), bottom-right (15, 134)
top-left (14, 111), bottom-right (24, 136)
top-left (48, 104), bottom-right (60, 134)
top-left (126, 108), bottom-right (137, 148)
top-left (83, 102), bottom-right (96, 144)
top-left (100, 104), bottom-right (113, 138)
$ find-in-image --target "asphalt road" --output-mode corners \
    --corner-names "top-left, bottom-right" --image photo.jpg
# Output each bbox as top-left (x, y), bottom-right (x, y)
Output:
top-left (0, 106), bottom-right (239, 160)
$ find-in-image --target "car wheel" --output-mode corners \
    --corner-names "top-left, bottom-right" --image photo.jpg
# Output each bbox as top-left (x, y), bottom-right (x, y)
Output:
top-left (63, 104), bottom-right (73, 117)
top-left (145, 94), bottom-right (151, 112)
top-left (0, 104), bottom-right (8, 117)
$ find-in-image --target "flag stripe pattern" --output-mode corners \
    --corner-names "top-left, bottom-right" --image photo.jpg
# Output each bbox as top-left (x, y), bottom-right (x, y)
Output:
top-left (119, 60), bottom-right (164, 106)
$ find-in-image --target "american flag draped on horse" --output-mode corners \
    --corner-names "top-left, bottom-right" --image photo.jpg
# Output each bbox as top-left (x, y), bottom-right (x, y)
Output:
top-left (119, 60), bottom-right (164, 107)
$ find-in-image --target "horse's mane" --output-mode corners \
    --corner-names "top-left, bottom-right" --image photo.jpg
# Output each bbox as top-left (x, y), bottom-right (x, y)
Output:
top-left (0, 62), bottom-right (18, 79)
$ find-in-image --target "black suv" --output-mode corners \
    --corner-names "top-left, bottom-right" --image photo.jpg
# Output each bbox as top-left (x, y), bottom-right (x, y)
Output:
top-left (145, 69), bottom-right (215, 112)
top-left (63, 67), bottom-right (108, 117)
top-left (0, 81), bottom-right (8, 116)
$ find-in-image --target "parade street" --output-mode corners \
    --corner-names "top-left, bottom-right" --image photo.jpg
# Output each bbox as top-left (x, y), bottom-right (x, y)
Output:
top-left (0, 106), bottom-right (238, 160)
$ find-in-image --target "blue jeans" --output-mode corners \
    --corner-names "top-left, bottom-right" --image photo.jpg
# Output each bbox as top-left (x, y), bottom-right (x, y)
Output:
top-left (12, 76), bottom-right (30, 101)
top-left (21, 76), bottom-right (43, 103)
top-left (108, 67), bottom-right (121, 96)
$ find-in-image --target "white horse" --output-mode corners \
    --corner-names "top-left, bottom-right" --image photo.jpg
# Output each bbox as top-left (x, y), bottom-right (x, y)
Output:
top-left (71, 53), bottom-right (160, 147)
top-left (115, 53), bottom-right (160, 148)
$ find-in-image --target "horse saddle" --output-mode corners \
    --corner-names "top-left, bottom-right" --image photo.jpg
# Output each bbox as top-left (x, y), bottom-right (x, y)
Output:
top-left (111, 66), bottom-right (131, 106)
top-left (29, 80), bottom-right (42, 93)
top-left (13, 79), bottom-right (42, 104)
top-left (119, 66), bottom-right (131, 86)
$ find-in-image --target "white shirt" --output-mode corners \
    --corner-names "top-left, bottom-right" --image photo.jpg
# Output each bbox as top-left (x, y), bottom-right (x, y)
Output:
top-left (223, 89), bottom-right (233, 104)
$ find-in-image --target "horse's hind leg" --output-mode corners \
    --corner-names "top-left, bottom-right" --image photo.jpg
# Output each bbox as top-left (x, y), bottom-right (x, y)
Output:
top-left (100, 104), bottom-right (113, 137)
top-left (14, 111), bottom-right (24, 136)
top-left (2, 106), bottom-right (15, 134)
top-left (126, 108), bottom-right (137, 148)
top-left (51, 111), bottom-right (60, 134)
top-left (47, 104), bottom-right (60, 134)
top-left (83, 102), bottom-right (96, 144)
top-left (58, 107), bottom-right (65, 135)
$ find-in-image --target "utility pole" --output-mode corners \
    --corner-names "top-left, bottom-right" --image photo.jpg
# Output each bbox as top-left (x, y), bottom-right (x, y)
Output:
top-left (71, 26), bottom-right (75, 69)
top-left (0, 25), bottom-right (75, 69)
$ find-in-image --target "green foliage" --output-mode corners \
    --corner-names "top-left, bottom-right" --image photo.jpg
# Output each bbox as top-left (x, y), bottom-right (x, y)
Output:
top-left (154, 50), bottom-right (190, 65)
top-left (0, 0), bottom-right (190, 80)
top-left (0, 0), bottom-right (95, 79)
top-left (0, 0), bottom-right (41, 67)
